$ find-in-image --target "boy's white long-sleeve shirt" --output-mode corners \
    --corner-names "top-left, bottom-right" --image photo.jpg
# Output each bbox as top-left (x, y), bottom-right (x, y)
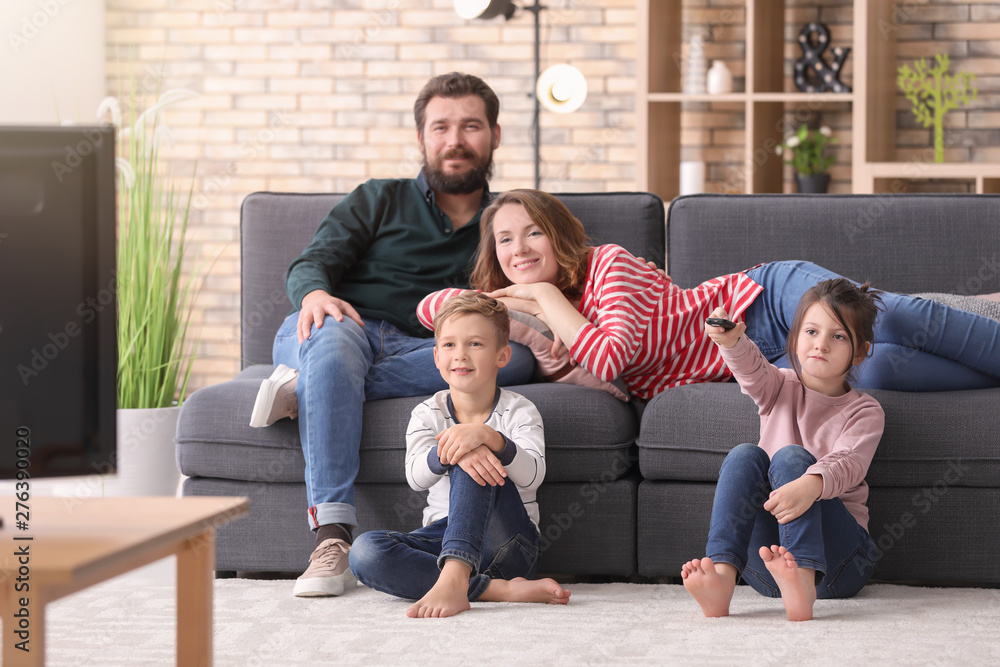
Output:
top-left (719, 336), bottom-right (885, 531)
top-left (405, 388), bottom-right (546, 528)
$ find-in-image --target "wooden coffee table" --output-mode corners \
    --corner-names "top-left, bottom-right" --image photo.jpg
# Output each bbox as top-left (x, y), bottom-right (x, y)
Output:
top-left (0, 496), bottom-right (249, 666)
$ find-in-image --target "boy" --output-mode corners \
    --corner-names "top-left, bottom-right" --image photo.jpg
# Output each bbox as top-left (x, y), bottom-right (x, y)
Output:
top-left (348, 292), bottom-right (571, 617)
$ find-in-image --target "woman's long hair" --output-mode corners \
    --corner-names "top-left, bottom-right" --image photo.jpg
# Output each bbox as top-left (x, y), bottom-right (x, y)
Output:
top-left (470, 189), bottom-right (592, 299)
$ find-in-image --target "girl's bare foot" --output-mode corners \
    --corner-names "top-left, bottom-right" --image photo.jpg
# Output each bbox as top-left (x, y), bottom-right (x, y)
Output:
top-left (480, 577), bottom-right (571, 604)
top-left (759, 545), bottom-right (816, 622)
top-left (406, 562), bottom-right (471, 618)
top-left (680, 557), bottom-right (737, 618)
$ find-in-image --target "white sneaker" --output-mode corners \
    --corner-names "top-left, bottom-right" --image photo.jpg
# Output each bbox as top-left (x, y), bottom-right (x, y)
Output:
top-left (249, 364), bottom-right (299, 428)
top-left (293, 538), bottom-right (356, 597)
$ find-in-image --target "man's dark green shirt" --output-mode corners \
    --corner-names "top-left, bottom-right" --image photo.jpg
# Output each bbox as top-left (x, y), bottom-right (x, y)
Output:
top-left (286, 172), bottom-right (490, 337)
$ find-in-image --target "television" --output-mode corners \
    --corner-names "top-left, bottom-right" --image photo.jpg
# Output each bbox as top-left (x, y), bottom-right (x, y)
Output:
top-left (0, 125), bottom-right (117, 481)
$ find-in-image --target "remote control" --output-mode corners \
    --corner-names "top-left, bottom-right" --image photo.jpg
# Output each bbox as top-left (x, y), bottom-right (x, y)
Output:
top-left (706, 317), bottom-right (737, 331)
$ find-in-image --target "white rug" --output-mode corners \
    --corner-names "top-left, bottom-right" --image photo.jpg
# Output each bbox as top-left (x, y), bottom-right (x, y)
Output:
top-left (45, 572), bottom-right (1000, 666)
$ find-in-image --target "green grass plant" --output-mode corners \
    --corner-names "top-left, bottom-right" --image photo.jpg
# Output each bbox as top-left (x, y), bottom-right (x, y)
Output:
top-left (109, 78), bottom-right (200, 409)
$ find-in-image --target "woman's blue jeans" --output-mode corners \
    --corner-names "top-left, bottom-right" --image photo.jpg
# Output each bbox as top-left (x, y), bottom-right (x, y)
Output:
top-left (348, 466), bottom-right (541, 601)
top-left (706, 444), bottom-right (877, 599)
top-left (744, 261), bottom-right (1000, 391)
top-left (272, 313), bottom-right (535, 530)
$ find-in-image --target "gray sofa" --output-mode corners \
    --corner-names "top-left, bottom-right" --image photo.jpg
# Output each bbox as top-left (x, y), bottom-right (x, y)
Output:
top-left (178, 192), bottom-right (1000, 585)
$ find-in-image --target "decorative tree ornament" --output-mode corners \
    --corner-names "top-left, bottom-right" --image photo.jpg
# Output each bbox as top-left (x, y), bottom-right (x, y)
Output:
top-left (897, 53), bottom-right (978, 163)
top-left (793, 23), bottom-right (851, 94)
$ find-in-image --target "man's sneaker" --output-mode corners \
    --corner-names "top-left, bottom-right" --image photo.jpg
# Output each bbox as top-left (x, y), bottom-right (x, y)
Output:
top-left (293, 538), bottom-right (356, 597)
top-left (250, 364), bottom-right (299, 428)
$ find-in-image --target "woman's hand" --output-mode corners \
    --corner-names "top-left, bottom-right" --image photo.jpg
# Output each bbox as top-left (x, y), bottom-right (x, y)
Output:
top-left (496, 296), bottom-right (544, 318)
top-left (489, 282), bottom-right (559, 304)
top-left (763, 474), bottom-right (823, 524)
top-left (490, 283), bottom-right (591, 357)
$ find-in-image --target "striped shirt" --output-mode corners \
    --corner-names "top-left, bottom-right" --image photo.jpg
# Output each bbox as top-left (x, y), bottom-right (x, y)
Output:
top-left (571, 245), bottom-right (762, 399)
top-left (415, 244), bottom-right (763, 400)
top-left (405, 388), bottom-right (545, 527)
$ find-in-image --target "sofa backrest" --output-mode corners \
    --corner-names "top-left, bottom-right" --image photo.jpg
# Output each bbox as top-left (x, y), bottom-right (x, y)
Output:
top-left (240, 191), bottom-right (665, 367)
top-left (666, 194), bottom-right (1000, 295)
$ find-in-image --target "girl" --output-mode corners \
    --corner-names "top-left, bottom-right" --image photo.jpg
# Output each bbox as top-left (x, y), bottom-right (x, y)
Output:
top-left (419, 189), bottom-right (1000, 398)
top-left (682, 280), bottom-right (884, 622)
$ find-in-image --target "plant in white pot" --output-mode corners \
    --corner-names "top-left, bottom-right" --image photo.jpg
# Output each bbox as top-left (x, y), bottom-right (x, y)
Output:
top-left (100, 83), bottom-right (200, 496)
top-left (776, 124), bottom-right (837, 194)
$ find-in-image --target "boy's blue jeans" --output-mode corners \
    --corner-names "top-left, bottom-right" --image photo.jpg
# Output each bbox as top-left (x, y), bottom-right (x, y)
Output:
top-left (706, 444), bottom-right (877, 599)
top-left (744, 261), bottom-right (1000, 391)
top-left (272, 313), bottom-right (535, 530)
top-left (348, 466), bottom-right (541, 601)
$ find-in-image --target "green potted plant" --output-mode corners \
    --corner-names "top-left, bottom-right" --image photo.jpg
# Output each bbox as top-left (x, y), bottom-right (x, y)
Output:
top-left (98, 83), bottom-right (200, 496)
top-left (776, 124), bottom-right (837, 193)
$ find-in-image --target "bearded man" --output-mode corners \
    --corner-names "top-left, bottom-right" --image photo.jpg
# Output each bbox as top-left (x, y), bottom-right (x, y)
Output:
top-left (249, 73), bottom-right (535, 598)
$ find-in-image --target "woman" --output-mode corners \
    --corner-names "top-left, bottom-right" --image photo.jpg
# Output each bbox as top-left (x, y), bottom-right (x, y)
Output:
top-left (419, 189), bottom-right (1000, 398)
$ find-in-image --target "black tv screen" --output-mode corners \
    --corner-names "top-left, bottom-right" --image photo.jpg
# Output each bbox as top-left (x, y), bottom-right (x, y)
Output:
top-left (0, 125), bottom-right (117, 479)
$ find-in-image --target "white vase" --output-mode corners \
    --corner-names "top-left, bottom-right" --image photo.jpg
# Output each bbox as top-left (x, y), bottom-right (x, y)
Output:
top-left (680, 161), bottom-right (706, 196)
top-left (684, 34), bottom-right (707, 94)
top-left (112, 407), bottom-right (183, 497)
top-left (706, 60), bottom-right (733, 94)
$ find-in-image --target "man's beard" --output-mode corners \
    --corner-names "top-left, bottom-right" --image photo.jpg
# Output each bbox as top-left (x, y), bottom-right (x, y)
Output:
top-left (422, 146), bottom-right (495, 195)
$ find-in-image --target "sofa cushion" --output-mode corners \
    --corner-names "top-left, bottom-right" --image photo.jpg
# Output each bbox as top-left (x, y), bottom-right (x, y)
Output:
top-left (177, 365), bottom-right (638, 485)
top-left (667, 194), bottom-right (1000, 294)
top-left (637, 382), bottom-right (1000, 488)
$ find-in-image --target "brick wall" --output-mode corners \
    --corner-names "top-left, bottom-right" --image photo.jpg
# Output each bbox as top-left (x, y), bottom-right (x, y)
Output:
top-left (104, 0), bottom-right (997, 393)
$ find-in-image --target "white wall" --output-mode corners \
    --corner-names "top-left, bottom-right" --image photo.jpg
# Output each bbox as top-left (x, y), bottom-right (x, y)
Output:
top-left (0, 0), bottom-right (106, 125)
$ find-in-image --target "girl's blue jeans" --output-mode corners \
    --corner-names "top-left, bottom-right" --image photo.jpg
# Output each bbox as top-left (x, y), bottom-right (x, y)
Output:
top-left (348, 466), bottom-right (541, 601)
top-left (706, 444), bottom-right (878, 599)
top-left (272, 313), bottom-right (535, 530)
top-left (744, 261), bottom-right (1000, 391)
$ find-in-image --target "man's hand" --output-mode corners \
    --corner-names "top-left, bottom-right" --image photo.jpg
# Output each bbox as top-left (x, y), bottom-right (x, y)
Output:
top-left (763, 474), bottom-right (823, 524)
top-left (704, 307), bottom-right (745, 349)
top-left (455, 445), bottom-right (507, 487)
top-left (297, 290), bottom-right (364, 343)
top-left (436, 424), bottom-right (503, 466)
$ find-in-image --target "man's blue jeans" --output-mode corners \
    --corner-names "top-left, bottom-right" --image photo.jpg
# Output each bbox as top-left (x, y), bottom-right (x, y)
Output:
top-left (706, 444), bottom-right (877, 599)
top-left (272, 313), bottom-right (535, 530)
top-left (348, 466), bottom-right (541, 601)
top-left (744, 261), bottom-right (1000, 391)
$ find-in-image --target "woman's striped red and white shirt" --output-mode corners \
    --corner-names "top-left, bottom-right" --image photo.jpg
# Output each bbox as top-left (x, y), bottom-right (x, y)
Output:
top-left (415, 244), bottom-right (763, 401)
top-left (569, 245), bottom-right (762, 400)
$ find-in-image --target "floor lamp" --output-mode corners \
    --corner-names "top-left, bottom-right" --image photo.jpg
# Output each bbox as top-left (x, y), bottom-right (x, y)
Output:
top-left (454, 0), bottom-right (587, 189)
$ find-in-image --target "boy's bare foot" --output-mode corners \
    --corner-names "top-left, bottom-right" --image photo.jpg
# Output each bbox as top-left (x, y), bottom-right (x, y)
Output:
top-left (480, 577), bottom-right (571, 605)
top-left (406, 563), bottom-right (471, 618)
top-left (680, 557), bottom-right (736, 618)
top-left (759, 545), bottom-right (816, 622)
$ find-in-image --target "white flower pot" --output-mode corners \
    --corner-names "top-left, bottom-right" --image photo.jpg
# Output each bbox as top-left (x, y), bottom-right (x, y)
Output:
top-left (113, 407), bottom-right (183, 497)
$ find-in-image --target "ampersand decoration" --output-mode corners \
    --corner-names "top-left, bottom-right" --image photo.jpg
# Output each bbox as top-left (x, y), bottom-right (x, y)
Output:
top-left (793, 22), bottom-right (851, 94)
